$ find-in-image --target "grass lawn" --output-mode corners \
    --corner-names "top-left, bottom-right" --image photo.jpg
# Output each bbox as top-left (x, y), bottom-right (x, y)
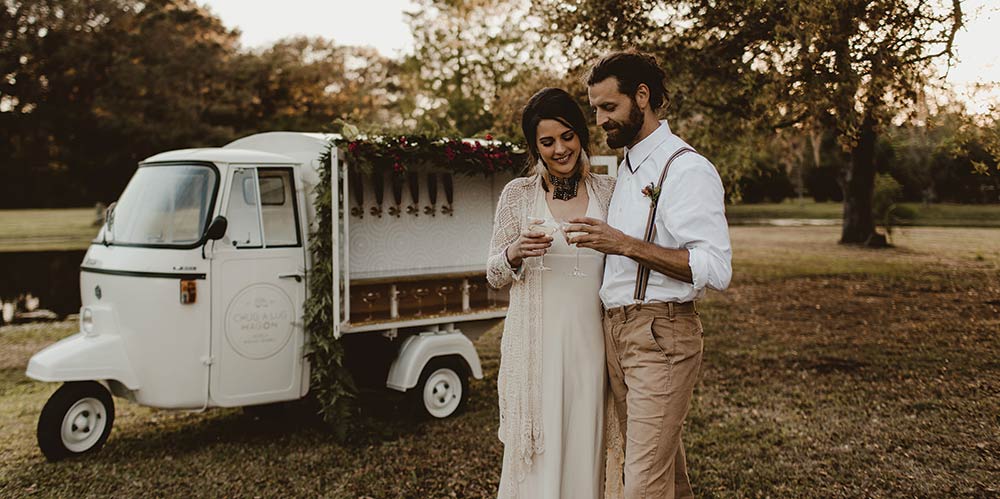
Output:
top-left (1, 226), bottom-right (998, 498)
top-left (726, 200), bottom-right (1000, 228)
top-left (0, 209), bottom-right (98, 252)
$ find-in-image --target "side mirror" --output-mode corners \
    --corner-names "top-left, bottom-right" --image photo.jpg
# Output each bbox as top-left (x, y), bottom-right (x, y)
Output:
top-left (204, 216), bottom-right (228, 242)
top-left (104, 201), bottom-right (117, 228)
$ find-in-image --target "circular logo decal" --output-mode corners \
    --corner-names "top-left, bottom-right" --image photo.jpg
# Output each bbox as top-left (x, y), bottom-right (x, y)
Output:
top-left (224, 284), bottom-right (294, 359)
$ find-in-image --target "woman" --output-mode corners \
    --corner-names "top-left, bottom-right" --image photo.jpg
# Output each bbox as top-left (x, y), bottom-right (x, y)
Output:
top-left (487, 88), bottom-right (623, 499)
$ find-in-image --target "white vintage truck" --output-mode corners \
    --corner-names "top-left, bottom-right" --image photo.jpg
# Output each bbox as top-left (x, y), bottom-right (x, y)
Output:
top-left (25, 132), bottom-right (520, 461)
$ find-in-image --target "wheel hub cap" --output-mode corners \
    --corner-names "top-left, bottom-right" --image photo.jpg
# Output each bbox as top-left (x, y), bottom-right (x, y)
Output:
top-left (423, 368), bottom-right (462, 418)
top-left (61, 397), bottom-right (107, 452)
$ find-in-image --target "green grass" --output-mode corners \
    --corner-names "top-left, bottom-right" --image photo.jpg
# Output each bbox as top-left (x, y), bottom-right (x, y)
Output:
top-left (727, 200), bottom-right (845, 220)
top-left (0, 209), bottom-right (98, 252)
top-left (0, 227), bottom-right (998, 497)
top-left (727, 200), bottom-right (1000, 227)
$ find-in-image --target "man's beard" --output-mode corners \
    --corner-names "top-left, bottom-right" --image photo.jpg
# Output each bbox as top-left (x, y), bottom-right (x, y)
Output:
top-left (603, 99), bottom-right (644, 149)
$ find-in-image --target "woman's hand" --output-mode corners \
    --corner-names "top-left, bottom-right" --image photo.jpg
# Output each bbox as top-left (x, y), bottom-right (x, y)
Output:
top-left (506, 220), bottom-right (552, 269)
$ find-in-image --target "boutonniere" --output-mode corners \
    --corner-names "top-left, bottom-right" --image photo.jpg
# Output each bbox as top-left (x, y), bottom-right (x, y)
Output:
top-left (641, 182), bottom-right (661, 207)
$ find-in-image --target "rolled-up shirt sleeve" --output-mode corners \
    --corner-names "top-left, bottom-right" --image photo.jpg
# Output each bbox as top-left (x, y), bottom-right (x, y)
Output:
top-left (660, 158), bottom-right (732, 291)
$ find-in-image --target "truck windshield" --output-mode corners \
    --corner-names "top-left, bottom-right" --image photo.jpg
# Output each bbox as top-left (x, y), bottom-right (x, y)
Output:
top-left (107, 164), bottom-right (217, 247)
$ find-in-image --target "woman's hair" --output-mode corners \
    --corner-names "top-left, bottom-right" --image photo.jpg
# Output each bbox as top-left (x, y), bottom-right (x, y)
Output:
top-left (520, 87), bottom-right (591, 179)
top-left (586, 50), bottom-right (669, 111)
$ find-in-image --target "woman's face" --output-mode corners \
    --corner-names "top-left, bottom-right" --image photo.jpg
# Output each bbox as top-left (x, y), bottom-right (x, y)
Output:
top-left (535, 118), bottom-right (581, 178)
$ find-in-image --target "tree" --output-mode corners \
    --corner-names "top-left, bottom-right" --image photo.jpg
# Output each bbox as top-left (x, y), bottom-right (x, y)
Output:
top-left (1, 0), bottom-right (243, 206)
top-left (403, 0), bottom-right (561, 137)
top-left (227, 37), bottom-right (402, 133)
top-left (536, 0), bottom-right (965, 246)
top-left (1, 0), bottom-right (402, 207)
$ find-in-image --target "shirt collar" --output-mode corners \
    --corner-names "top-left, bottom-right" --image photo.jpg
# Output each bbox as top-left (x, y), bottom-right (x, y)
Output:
top-left (624, 120), bottom-right (672, 174)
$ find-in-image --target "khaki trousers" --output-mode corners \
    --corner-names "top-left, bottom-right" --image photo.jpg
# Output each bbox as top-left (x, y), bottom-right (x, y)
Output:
top-left (603, 302), bottom-right (703, 499)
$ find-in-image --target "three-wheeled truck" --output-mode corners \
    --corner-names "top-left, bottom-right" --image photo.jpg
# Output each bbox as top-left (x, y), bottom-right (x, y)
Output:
top-left (25, 132), bottom-right (516, 461)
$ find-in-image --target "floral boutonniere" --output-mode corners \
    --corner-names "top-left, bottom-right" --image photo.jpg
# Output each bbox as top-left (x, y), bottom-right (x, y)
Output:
top-left (641, 182), bottom-right (661, 207)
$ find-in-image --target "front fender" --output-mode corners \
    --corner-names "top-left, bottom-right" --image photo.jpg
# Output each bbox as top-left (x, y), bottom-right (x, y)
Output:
top-left (386, 332), bottom-right (483, 392)
top-left (26, 333), bottom-right (141, 390)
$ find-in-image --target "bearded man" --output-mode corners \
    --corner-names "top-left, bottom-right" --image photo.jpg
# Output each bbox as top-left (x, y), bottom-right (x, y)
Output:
top-left (567, 50), bottom-right (733, 499)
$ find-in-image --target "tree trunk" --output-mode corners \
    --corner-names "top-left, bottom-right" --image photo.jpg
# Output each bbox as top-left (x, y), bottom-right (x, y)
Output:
top-left (840, 110), bottom-right (888, 247)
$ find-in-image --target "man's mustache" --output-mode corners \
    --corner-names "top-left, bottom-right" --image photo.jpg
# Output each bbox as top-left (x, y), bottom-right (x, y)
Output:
top-left (602, 121), bottom-right (621, 131)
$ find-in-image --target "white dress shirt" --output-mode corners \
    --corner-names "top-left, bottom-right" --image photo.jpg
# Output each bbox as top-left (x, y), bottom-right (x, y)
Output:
top-left (600, 120), bottom-right (732, 308)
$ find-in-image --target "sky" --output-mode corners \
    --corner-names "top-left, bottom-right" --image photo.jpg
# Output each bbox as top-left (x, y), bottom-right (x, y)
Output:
top-left (199, 0), bottom-right (999, 114)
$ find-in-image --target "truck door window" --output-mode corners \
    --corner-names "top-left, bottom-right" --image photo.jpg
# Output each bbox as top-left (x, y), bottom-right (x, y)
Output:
top-left (258, 169), bottom-right (300, 247)
top-left (226, 168), bottom-right (263, 248)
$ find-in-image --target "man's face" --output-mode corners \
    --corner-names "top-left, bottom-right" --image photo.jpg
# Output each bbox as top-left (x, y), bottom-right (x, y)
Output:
top-left (588, 77), bottom-right (644, 149)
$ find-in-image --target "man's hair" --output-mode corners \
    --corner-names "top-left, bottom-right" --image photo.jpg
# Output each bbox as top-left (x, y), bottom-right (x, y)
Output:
top-left (586, 50), bottom-right (669, 111)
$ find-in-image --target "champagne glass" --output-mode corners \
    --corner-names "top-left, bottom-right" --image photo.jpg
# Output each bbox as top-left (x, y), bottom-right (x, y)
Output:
top-left (527, 217), bottom-right (559, 271)
top-left (437, 284), bottom-right (455, 313)
top-left (560, 222), bottom-right (588, 278)
top-left (465, 281), bottom-right (479, 312)
top-left (361, 291), bottom-right (381, 321)
top-left (412, 287), bottom-right (430, 316)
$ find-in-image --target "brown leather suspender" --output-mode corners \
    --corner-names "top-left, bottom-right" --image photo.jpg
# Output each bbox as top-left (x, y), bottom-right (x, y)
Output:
top-left (633, 147), bottom-right (695, 302)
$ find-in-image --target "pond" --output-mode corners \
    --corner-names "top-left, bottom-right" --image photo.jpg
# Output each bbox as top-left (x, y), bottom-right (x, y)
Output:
top-left (0, 250), bottom-right (86, 319)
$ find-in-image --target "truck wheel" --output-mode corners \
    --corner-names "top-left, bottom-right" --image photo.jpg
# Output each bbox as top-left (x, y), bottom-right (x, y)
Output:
top-left (37, 381), bottom-right (115, 461)
top-left (411, 358), bottom-right (468, 419)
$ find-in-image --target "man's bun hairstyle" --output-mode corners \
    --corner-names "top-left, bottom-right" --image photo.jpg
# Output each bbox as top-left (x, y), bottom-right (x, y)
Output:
top-left (586, 50), bottom-right (669, 111)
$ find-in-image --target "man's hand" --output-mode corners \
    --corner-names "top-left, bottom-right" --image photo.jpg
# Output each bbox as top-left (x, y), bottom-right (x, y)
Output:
top-left (565, 217), bottom-right (633, 256)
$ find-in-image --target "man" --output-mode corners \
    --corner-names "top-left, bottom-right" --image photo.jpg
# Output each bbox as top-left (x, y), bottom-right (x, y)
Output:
top-left (568, 51), bottom-right (732, 499)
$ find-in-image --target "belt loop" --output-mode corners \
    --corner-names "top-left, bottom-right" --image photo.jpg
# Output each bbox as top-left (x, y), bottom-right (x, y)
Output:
top-left (668, 302), bottom-right (675, 321)
top-left (621, 306), bottom-right (628, 324)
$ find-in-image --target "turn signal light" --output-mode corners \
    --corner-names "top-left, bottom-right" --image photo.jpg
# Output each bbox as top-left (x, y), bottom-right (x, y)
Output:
top-left (180, 280), bottom-right (197, 304)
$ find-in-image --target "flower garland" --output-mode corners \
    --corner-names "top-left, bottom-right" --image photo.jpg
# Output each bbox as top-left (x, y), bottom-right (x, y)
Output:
top-left (337, 133), bottom-right (525, 176)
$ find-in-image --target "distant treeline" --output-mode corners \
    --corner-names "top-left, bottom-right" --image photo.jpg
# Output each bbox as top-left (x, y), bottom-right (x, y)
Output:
top-left (2, 0), bottom-right (401, 208)
top-left (740, 118), bottom-right (1000, 204)
top-left (2, 0), bottom-right (998, 210)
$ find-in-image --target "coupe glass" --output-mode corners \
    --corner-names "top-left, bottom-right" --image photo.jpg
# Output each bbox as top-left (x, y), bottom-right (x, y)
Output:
top-left (411, 287), bottom-right (430, 316)
top-left (361, 291), bottom-right (381, 321)
top-left (437, 284), bottom-right (455, 313)
top-left (527, 217), bottom-right (559, 271)
top-left (560, 222), bottom-right (587, 278)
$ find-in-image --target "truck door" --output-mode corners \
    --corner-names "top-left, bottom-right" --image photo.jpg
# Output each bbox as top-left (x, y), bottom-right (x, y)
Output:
top-left (210, 166), bottom-right (307, 407)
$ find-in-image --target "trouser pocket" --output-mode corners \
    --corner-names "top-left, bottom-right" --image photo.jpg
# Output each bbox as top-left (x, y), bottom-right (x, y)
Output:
top-left (649, 313), bottom-right (703, 366)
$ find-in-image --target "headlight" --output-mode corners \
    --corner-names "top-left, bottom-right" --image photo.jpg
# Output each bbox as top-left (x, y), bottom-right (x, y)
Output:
top-left (81, 308), bottom-right (95, 335)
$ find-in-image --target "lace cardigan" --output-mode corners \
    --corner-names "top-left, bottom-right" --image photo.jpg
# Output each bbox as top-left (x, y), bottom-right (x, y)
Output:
top-left (488, 173), bottom-right (624, 499)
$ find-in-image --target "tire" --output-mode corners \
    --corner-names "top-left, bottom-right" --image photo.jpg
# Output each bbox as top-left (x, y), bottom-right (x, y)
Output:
top-left (37, 381), bottom-right (115, 462)
top-left (409, 357), bottom-right (469, 420)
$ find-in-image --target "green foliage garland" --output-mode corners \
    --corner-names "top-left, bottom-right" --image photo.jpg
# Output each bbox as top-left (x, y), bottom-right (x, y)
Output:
top-left (304, 142), bottom-right (359, 439)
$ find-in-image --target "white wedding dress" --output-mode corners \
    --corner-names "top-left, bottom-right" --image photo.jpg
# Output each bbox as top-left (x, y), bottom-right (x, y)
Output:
top-left (498, 187), bottom-right (607, 498)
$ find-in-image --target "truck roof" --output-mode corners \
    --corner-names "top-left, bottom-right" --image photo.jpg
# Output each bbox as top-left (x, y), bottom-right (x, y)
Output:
top-left (141, 147), bottom-right (298, 165)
